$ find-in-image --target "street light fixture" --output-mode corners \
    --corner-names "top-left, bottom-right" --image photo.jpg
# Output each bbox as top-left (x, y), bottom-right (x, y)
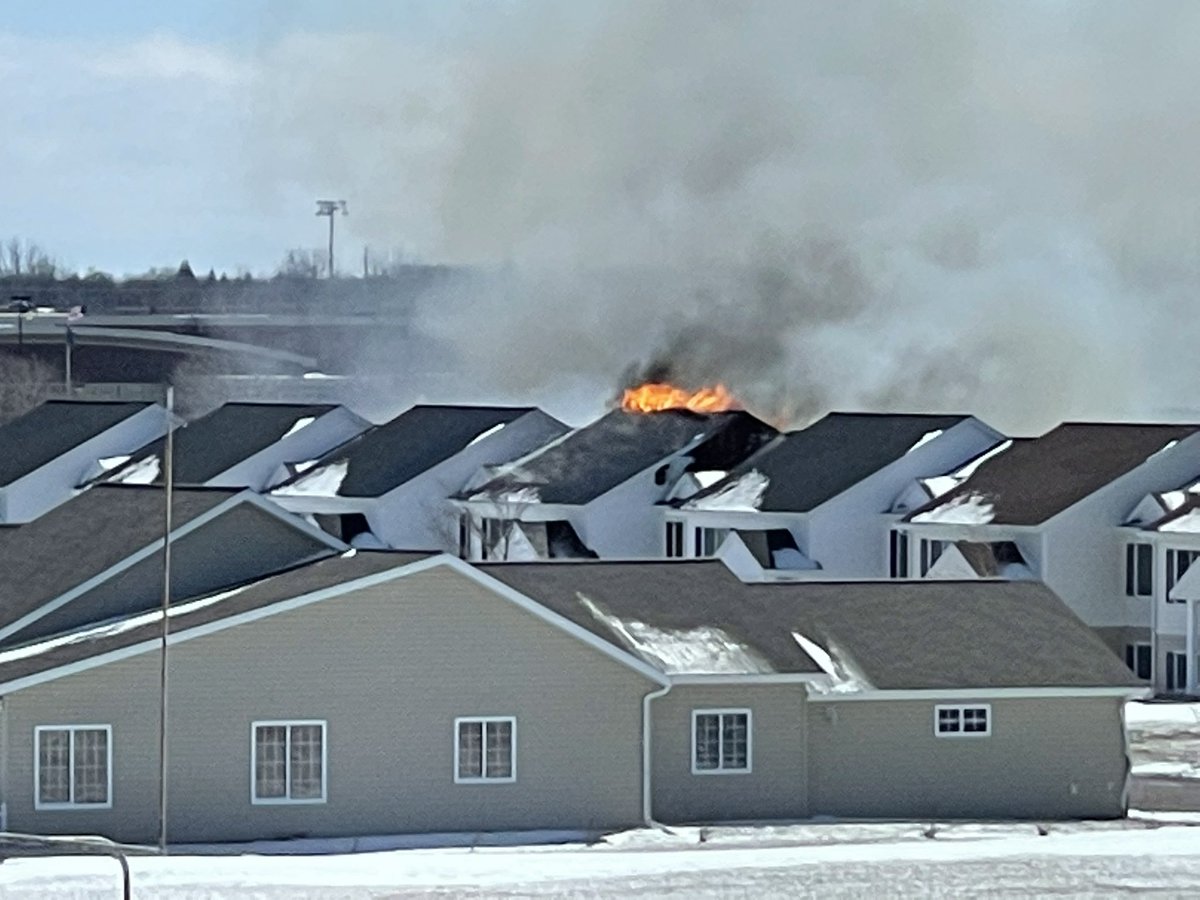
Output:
top-left (315, 200), bottom-right (348, 278)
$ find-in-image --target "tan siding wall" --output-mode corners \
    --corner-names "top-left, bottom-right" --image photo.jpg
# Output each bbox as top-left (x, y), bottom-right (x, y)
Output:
top-left (3, 568), bottom-right (654, 843)
top-left (651, 684), bottom-right (808, 823)
top-left (806, 696), bottom-right (1128, 819)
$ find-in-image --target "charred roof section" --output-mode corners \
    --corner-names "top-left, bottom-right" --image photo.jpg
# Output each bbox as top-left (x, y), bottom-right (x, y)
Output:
top-left (464, 409), bottom-right (777, 506)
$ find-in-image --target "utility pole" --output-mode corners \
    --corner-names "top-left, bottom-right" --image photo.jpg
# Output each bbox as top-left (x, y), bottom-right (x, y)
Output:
top-left (315, 200), bottom-right (348, 277)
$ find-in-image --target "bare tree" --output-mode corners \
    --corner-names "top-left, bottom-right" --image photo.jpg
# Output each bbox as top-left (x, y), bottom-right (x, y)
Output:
top-left (0, 352), bottom-right (58, 424)
top-left (276, 248), bottom-right (327, 279)
top-left (0, 237), bottom-right (57, 278)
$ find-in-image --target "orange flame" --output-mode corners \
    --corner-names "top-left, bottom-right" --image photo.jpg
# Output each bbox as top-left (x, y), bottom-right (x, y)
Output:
top-left (620, 382), bottom-right (739, 414)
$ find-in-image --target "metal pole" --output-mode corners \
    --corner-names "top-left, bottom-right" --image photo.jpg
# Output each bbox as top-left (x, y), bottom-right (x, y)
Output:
top-left (64, 326), bottom-right (72, 394)
top-left (328, 213), bottom-right (335, 278)
top-left (157, 385), bottom-right (174, 853)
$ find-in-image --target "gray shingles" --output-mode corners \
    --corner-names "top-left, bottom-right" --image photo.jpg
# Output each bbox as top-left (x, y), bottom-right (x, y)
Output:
top-left (685, 413), bottom-right (972, 513)
top-left (481, 561), bottom-right (1140, 689)
top-left (906, 422), bottom-right (1200, 526)
top-left (0, 551), bottom-right (432, 687)
top-left (275, 405), bottom-right (547, 498)
top-left (105, 403), bottom-right (338, 486)
top-left (0, 485), bottom-right (235, 631)
top-left (0, 401), bottom-right (155, 487)
top-left (468, 410), bottom-right (776, 506)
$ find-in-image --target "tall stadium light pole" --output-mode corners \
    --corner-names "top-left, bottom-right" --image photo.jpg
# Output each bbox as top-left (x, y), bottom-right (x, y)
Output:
top-left (315, 200), bottom-right (348, 277)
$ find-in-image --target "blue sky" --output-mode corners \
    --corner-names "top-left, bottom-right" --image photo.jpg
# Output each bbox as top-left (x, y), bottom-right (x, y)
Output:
top-left (0, 1), bottom-right (483, 276)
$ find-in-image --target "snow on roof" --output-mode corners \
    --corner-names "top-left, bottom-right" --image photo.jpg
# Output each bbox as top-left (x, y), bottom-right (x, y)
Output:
top-left (909, 492), bottom-right (995, 525)
top-left (272, 459), bottom-right (349, 497)
top-left (917, 440), bottom-right (1014, 502)
top-left (1159, 510), bottom-right (1200, 534)
top-left (97, 455), bottom-right (131, 472)
top-left (281, 416), bottom-right (316, 440)
top-left (792, 632), bottom-right (866, 694)
top-left (682, 470), bottom-right (769, 512)
top-left (579, 593), bottom-right (774, 675)
top-left (107, 454), bottom-right (160, 485)
top-left (0, 582), bottom-right (255, 667)
top-left (906, 429), bottom-right (944, 454)
top-left (466, 422), bottom-right (507, 448)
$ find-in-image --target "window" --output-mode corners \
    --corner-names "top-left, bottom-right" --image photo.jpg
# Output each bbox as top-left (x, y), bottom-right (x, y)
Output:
top-left (934, 705), bottom-right (991, 737)
top-left (458, 513), bottom-right (470, 558)
top-left (1125, 643), bottom-right (1153, 680)
top-left (1167, 652), bottom-right (1189, 693)
top-left (252, 721), bottom-right (326, 804)
top-left (34, 725), bottom-right (111, 809)
top-left (665, 520), bottom-right (685, 558)
top-left (889, 530), bottom-right (910, 578)
top-left (1125, 543), bottom-right (1154, 597)
top-left (694, 527), bottom-right (729, 557)
top-left (455, 717), bottom-right (515, 783)
top-left (919, 539), bottom-right (947, 576)
top-left (1166, 549), bottom-right (1200, 601)
top-left (691, 709), bottom-right (751, 774)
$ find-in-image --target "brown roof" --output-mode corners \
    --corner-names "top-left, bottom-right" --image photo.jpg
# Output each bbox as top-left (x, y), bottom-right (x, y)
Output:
top-left (906, 423), bottom-right (1200, 526)
top-left (0, 551), bottom-right (432, 688)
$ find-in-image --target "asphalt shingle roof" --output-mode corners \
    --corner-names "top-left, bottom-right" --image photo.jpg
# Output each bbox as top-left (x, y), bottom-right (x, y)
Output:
top-left (906, 422), bottom-right (1200, 526)
top-left (0, 551), bottom-right (432, 687)
top-left (685, 413), bottom-right (972, 513)
top-left (481, 561), bottom-right (1140, 689)
top-left (275, 405), bottom-right (545, 498)
top-left (0, 401), bottom-right (155, 487)
top-left (467, 410), bottom-right (777, 506)
top-left (105, 403), bottom-right (338, 486)
top-left (0, 485), bottom-right (236, 632)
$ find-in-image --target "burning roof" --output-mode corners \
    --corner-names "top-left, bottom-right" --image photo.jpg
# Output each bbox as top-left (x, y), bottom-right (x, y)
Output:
top-left (462, 408), bottom-right (777, 507)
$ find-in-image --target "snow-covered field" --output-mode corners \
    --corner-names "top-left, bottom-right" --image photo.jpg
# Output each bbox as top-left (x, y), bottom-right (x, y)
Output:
top-left (4, 701), bottom-right (1200, 899)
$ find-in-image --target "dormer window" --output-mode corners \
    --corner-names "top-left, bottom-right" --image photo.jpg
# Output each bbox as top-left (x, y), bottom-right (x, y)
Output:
top-left (1125, 543), bottom-right (1153, 598)
top-left (1166, 549), bottom-right (1200, 602)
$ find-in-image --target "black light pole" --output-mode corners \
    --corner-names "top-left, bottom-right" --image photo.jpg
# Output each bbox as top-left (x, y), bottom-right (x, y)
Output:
top-left (10, 295), bottom-right (31, 352)
top-left (315, 200), bottom-right (348, 277)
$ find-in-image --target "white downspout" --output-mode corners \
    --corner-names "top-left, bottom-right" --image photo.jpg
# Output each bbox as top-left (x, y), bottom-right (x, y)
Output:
top-left (642, 682), bottom-right (672, 828)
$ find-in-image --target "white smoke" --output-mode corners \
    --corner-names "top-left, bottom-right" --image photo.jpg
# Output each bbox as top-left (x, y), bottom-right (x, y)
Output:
top-left (247, 1), bottom-right (1200, 431)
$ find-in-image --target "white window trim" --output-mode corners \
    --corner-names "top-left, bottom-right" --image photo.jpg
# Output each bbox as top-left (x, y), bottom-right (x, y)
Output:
top-left (250, 719), bottom-right (328, 805)
top-left (933, 704), bottom-right (991, 738)
top-left (690, 708), bottom-right (753, 775)
top-left (34, 724), bottom-right (113, 811)
top-left (454, 716), bottom-right (517, 785)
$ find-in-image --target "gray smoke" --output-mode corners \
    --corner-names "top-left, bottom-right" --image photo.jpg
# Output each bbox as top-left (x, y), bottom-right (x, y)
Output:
top-left (249, 1), bottom-right (1200, 432)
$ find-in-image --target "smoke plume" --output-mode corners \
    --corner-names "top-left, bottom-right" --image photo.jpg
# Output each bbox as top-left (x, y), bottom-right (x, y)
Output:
top-left (249, 1), bottom-right (1200, 432)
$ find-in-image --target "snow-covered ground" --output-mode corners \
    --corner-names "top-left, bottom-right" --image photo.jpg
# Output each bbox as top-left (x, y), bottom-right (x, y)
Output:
top-left (5, 819), bottom-right (1200, 899)
top-left (4, 701), bottom-right (1200, 899)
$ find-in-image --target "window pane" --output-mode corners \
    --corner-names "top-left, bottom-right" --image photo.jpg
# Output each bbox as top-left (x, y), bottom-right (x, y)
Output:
top-left (1137, 645), bottom-right (1153, 680)
top-left (694, 714), bottom-right (720, 769)
top-left (289, 725), bottom-right (323, 800)
top-left (962, 708), bottom-right (988, 733)
top-left (73, 729), bottom-right (109, 804)
top-left (937, 708), bottom-right (960, 733)
top-left (255, 726), bottom-right (287, 799)
top-left (38, 729), bottom-right (70, 804)
top-left (1137, 544), bottom-right (1153, 596)
top-left (722, 714), bottom-right (748, 769)
top-left (1125, 545), bottom-right (1135, 596)
top-left (485, 721), bottom-right (513, 779)
top-left (458, 721), bottom-right (483, 779)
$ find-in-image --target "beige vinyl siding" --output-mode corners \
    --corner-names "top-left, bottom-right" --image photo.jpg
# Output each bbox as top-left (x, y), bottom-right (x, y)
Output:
top-left (2, 567), bottom-right (655, 843)
top-left (651, 684), bottom-right (808, 823)
top-left (806, 696), bottom-right (1128, 819)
